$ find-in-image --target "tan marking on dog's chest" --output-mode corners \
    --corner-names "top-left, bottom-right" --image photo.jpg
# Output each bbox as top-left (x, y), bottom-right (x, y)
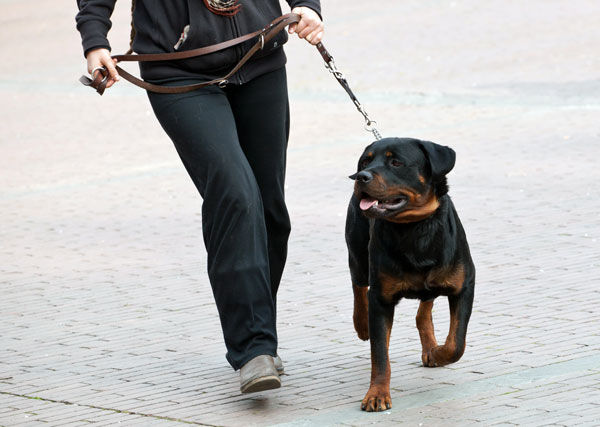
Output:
top-left (427, 264), bottom-right (466, 295)
top-left (379, 272), bottom-right (424, 302)
top-left (378, 264), bottom-right (465, 301)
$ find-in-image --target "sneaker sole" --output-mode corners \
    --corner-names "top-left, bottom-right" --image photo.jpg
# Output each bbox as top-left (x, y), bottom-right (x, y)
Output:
top-left (241, 375), bottom-right (281, 394)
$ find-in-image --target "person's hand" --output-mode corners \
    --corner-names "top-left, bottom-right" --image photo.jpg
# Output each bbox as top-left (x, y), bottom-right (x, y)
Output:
top-left (86, 48), bottom-right (120, 89)
top-left (288, 7), bottom-right (323, 45)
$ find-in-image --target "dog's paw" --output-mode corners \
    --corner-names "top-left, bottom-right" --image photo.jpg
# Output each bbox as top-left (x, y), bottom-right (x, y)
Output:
top-left (423, 345), bottom-right (460, 367)
top-left (353, 315), bottom-right (369, 341)
top-left (361, 386), bottom-right (392, 412)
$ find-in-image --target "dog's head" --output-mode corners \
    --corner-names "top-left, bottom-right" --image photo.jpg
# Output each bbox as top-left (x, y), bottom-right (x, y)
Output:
top-left (350, 137), bottom-right (456, 223)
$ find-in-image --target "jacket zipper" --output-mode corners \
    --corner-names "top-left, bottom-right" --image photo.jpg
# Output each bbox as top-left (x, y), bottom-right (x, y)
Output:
top-left (230, 14), bottom-right (245, 85)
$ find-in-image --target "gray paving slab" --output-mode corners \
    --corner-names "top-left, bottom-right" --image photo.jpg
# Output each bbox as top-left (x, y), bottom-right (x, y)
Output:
top-left (2, 0), bottom-right (600, 426)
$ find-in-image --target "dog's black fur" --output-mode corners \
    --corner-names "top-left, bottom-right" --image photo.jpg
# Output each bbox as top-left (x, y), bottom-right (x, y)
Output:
top-left (345, 137), bottom-right (475, 412)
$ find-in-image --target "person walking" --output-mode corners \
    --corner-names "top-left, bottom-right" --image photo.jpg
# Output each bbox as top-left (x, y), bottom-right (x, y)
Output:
top-left (76, 0), bottom-right (323, 393)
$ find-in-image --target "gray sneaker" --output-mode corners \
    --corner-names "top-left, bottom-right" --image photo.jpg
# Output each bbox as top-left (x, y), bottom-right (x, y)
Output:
top-left (240, 355), bottom-right (281, 394)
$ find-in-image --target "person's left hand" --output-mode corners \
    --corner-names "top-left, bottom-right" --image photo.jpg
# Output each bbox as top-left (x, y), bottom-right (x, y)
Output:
top-left (289, 7), bottom-right (323, 45)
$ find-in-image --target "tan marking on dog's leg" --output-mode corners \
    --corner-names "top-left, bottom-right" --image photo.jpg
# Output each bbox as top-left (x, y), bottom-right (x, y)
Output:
top-left (353, 284), bottom-right (369, 341)
top-left (424, 299), bottom-right (463, 367)
top-left (416, 300), bottom-right (438, 366)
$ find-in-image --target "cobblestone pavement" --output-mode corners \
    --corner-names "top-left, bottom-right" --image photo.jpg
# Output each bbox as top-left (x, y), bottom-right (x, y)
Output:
top-left (2, 0), bottom-right (600, 425)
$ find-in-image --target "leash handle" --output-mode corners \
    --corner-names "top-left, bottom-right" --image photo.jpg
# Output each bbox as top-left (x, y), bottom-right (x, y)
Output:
top-left (316, 42), bottom-right (382, 140)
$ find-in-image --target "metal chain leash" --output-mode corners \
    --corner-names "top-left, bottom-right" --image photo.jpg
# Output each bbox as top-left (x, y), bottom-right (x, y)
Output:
top-left (316, 43), bottom-right (383, 141)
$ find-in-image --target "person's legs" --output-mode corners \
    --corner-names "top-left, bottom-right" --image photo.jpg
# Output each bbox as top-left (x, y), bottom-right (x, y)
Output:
top-left (147, 85), bottom-right (277, 370)
top-left (226, 68), bottom-right (292, 302)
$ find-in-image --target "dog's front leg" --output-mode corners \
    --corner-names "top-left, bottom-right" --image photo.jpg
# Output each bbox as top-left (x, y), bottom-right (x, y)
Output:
top-left (361, 290), bottom-right (394, 412)
top-left (416, 299), bottom-right (439, 365)
top-left (353, 284), bottom-right (369, 340)
top-left (424, 286), bottom-right (474, 367)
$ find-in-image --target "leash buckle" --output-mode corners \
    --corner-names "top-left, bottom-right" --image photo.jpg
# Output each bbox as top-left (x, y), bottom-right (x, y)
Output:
top-left (91, 66), bottom-right (108, 85)
top-left (79, 66), bottom-right (109, 95)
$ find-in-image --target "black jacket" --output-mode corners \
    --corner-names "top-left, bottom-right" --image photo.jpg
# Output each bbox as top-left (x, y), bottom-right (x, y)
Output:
top-left (76, 0), bottom-right (321, 84)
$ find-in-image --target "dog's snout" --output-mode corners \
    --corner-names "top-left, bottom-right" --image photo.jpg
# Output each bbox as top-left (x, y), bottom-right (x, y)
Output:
top-left (355, 171), bottom-right (373, 183)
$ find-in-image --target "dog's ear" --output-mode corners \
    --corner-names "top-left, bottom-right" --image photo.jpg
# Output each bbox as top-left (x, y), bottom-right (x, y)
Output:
top-left (417, 140), bottom-right (456, 181)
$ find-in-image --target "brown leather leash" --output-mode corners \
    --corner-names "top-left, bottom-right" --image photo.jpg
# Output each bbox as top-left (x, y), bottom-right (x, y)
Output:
top-left (80, 13), bottom-right (300, 95)
top-left (80, 12), bottom-right (382, 139)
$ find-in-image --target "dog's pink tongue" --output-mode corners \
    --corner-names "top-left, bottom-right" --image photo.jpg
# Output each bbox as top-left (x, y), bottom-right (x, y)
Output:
top-left (360, 198), bottom-right (377, 211)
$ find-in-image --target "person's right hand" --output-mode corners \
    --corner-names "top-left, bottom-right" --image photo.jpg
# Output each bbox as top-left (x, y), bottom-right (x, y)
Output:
top-left (86, 48), bottom-right (120, 89)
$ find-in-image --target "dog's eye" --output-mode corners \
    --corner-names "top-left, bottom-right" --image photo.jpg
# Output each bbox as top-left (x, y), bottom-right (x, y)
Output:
top-left (390, 159), bottom-right (404, 168)
top-left (360, 158), bottom-right (371, 168)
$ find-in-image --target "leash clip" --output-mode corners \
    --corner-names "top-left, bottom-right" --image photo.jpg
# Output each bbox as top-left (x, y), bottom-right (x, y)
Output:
top-left (323, 56), bottom-right (345, 80)
top-left (259, 34), bottom-right (265, 50)
top-left (365, 120), bottom-right (382, 141)
top-left (356, 100), bottom-right (382, 140)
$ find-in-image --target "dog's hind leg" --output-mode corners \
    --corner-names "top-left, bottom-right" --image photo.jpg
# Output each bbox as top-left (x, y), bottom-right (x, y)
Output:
top-left (423, 287), bottom-right (474, 367)
top-left (416, 299), bottom-right (438, 366)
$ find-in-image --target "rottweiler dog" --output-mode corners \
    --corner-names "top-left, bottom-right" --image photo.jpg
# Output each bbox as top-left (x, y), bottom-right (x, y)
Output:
top-left (345, 137), bottom-right (475, 412)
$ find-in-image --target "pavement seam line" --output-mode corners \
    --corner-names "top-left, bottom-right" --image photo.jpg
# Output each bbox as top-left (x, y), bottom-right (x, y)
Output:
top-left (268, 355), bottom-right (600, 426)
top-left (0, 391), bottom-right (219, 426)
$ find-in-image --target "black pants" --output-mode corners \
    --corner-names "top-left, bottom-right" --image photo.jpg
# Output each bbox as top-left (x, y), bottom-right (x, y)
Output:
top-left (147, 68), bottom-right (291, 370)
